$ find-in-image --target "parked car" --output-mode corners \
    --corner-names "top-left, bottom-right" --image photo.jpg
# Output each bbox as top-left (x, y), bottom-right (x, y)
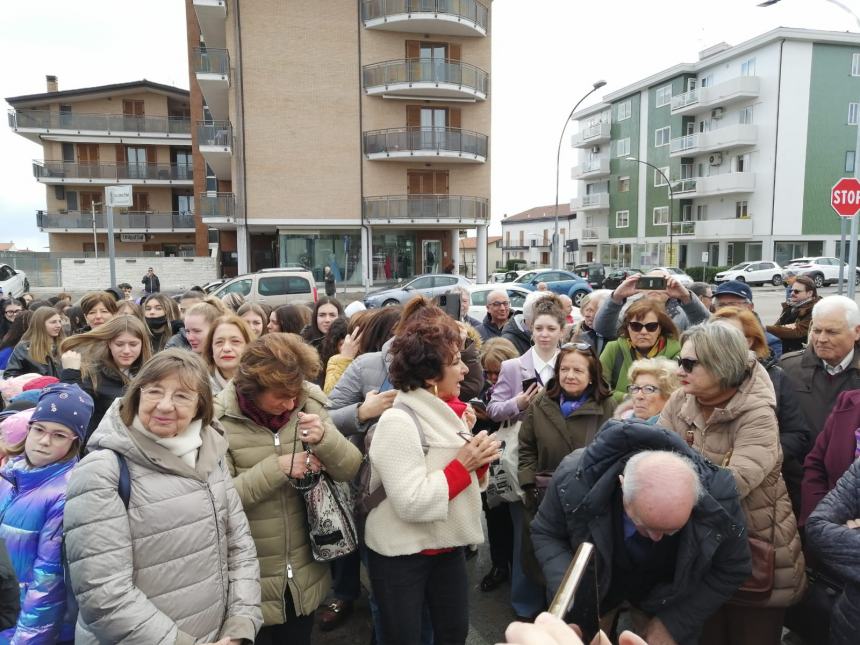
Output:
top-left (651, 266), bottom-right (694, 286)
top-left (211, 268), bottom-right (317, 306)
top-left (467, 284), bottom-right (532, 321)
top-left (202, 279), bottom-right (227, 293)
top-left (786, 256), bottom-right (860, 287)
top-left (714, 261), bottom-right (784, 286)
top-left (489, 272), bottom-right (508, 283)
top-left (573, 263), bottom-right (606, 289)
top-left (0, 264), bottom-right (28, 298)
top-left (504, 269), bottom-right (537, 283)
top-left (602, 267), bottom-right (642, 290)
top-left (512, 270), bottom-right (592, 306)
top-left (364, 274), bottom-right (473, 308)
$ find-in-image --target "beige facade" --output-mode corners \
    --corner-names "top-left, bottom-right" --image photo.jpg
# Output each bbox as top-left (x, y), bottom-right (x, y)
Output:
top-left (187, 0), bottom-right (492, 283)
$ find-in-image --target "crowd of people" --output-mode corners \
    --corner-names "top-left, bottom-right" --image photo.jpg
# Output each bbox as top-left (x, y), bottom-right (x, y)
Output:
top-left (0, 267), bottom-right (855, 645)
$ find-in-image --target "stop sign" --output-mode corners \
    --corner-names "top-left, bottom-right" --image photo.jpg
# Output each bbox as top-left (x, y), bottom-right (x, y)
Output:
top-left (831, 177), bottom-right (860, 217)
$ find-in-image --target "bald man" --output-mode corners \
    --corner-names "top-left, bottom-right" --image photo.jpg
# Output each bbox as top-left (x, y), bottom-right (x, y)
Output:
top-left (476, 289), bottom-right (513, 341)
top-left (531, 422), bottom-right (750, 645)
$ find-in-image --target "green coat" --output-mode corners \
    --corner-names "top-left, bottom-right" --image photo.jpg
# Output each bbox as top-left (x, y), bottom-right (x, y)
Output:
top-left (599, 337), bottom-right (681, 403)
top-left (214, 381), bottom-right (362, 625)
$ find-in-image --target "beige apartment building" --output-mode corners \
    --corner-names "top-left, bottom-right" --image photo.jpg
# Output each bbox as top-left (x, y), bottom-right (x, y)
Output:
top-left (186, 0), bottom-right (491, 283)
top-left (5, 78), bottom-right (204, 256)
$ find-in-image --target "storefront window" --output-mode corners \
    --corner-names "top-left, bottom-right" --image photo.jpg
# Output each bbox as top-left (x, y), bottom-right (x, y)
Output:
top-left (278, 230), bottom-right (362, 285)
top-left (371, 231), bottom-right (416, 283)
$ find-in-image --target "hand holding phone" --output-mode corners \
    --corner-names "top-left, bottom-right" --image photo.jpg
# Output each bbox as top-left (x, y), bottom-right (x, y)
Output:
top-left (516, 380), bottom-right (541, 411)
top-left (636, 276), bottom-right (666, 291)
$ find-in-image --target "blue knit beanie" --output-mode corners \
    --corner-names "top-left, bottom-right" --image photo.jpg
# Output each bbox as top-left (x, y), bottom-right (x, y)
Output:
top-left (30, 383), bottom-right (94, 442)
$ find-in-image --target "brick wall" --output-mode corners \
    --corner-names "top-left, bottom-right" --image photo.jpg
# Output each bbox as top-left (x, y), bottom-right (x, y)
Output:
top-left (59, 257), bottom-right (218, 293)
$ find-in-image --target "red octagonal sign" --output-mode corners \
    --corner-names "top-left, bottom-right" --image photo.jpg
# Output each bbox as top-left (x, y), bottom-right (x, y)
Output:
top-left (832, 177), bottom-right (860, 217)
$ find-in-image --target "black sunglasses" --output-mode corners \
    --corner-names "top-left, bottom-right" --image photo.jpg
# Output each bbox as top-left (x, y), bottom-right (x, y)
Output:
top-left (628, 321), bottom-right (660, 332)
top-left (677, 356), bottom-right (699, 372)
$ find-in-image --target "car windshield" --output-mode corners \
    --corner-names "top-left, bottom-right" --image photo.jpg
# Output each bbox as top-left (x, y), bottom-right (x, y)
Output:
top-left (728, 263), bottom-right (749, 271)
top-left (513, 273), bottom-right (534, 283)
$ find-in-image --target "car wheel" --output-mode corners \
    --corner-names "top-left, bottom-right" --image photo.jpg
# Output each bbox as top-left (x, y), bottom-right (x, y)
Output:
top-left (23, 278), bottom-right (29, 293)
top-left (571, 290), bottom-right (588, 307)
top-left (382, 299), bottom-right (400, 307)
top-left (812, 273), bottom-right (825, 289)
top-left (771, 275), bottom-right (782, 286)
top-left (734, 275), bottom-right (745, 283)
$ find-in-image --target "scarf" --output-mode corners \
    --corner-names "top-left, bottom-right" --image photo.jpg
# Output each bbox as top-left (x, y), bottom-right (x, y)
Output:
top-left (133, 415), bottom-right (203, 468)
top-left (237, 391), bottom-right (294, 432)
top-left (628, 336), bottom-right (666, 360)
top-left (559, 388), bottom-right (592, 417)
top-left (444, 396), bottom-right (467, 418)
top-left (145, 316), bottom-right (167, 331)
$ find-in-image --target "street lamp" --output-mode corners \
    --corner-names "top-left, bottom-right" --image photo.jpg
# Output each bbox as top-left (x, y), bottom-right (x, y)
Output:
top-left (554, 80), bottom-right (607, 268)
top-left (625, 156), bottom-right (675, 266)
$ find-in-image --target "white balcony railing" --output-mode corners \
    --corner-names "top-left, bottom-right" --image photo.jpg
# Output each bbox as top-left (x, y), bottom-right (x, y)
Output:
top-left (581, 226), bottom-right (609, 240)
top-left (571, 193), bottom-right (610, 210)
top-left (670, 124), bottom-right (757, 156)
top-left (571, 122), bottom-right (611, 148)
top-left (672, 173), bottom-right (756, 198)
top-left (671, 76), bottom-right (760, 115)
top-left (572, 157), bottom-right (610, 179)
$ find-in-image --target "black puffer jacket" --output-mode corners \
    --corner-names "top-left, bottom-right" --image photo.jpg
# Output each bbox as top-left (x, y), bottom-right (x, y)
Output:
top-left (531, 421), bottom-right (751, 645)
top-left (806, 459), bottom-right (860, 645)
top-left (3, 342), bottom-right (59, 379)
top-left (61, 366), bottom-right (130, 448)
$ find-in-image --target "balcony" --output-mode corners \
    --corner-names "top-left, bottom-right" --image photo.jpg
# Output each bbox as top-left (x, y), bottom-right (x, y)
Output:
top-left (192, 0), bottom-right (227, 49)
top-left (363, 59), bottom-right (488, 101)
top-left (33, 161), bottom-right (193, 185)
top-left (199, 192), bottom-right (236, 227)
top-left (8, 109), bottom-right (191, 145)
top-left (197, 122), bottom-right (233, 179)
top-left (671, 76), bottom-right (760, 116)
top-left (669, 124), bottom-right (757, 158)
top-left (193, 48), bottom-right (230, 121)
top-left (571, 123), bottom-right (611, 148)
top-left (363, 195), bottom-right (489, 225)
top-left (571, 157), bottom-right (610, 180)
top-left (37, 210), bottom-right (196, 233)
top-left (580, 226), bottom-right (609, 241)
top-left (672, 172), bottom-right (756, 199)
top-left (363, 127), bottom-right (487, 163)
top-left (362, 0), bottom-right (489, 37)
top-left (571, 193), bottom-right (609, 212)
top-left (670, 220), bottom-right (696, 236)
top-left (695, 217), bottom-right (753, 239)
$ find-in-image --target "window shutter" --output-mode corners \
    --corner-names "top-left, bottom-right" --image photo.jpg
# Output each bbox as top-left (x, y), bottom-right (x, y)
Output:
top-left (434, 171), bottom-right (449, 194)
top-left (449, 108), bottom-right (461, 129)
top-left (115, 145), bottom-right (126, 163)
top-left (449, 44), bottom-right (461, 61)
top-left (407, 171), bottom-right (422, 195)
top-left (406, 105), bottom-right (421, 127)
top-left (406, 40), bottom-right (420, 59)
top-left (145, 146), bottom-right (156, 164)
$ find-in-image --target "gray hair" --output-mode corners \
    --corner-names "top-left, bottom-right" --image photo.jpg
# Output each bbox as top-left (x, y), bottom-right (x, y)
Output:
top-left (523, 290), bottom-right (555, 324)
top-left (680, 321), bottom-right (750, 389)
top-left (689, 282), bottom-right (711, 299)
top-left (627, 356), bottom-right (681, 398)
top-left (812, 295), bottom-right (860, 327)
top-left (579, 289), bottom-right (611, 312)
top-left (622, 450), bottom-right (703, 504)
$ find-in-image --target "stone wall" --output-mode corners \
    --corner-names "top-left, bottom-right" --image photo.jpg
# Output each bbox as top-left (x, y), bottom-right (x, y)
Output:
top-left (58, 257), bottom-right (218, 293)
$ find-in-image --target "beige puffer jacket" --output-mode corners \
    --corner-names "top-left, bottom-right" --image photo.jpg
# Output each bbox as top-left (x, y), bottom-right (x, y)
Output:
top-left (64, 401), bottom-right (262, 644)
top-left (214, 381), bottom-right (362, 625)
top-left (658, 360), bottom-right (807, 607)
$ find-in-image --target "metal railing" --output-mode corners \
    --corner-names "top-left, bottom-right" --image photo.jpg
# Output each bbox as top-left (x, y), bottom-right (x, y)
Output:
top-left (36, 211), bottom-right (196, 231)
top-left (197, 121), bottom-right (233, 147)
top-left (670, 220), bottom-right (696, 235)
top-left (363, 195), bottom-right (489, 221)
top-left (8, 109), bottom-right (191, 135)
top-left (361, 0), bottom-right (489, 31)
top-left (671, 88), bottom-right (698, 111)
top-left (363, 58), bottom-right (489, 96)
top-left (363, 127), bottom-right (487, 158)
top-left (199, 193), bottom-right (236, 219)
top-left (673, 178), bottom-right (697, 193)
top-left (192, 47), bottom-right (230, 75)
top-left (579, 193), bottom-right (609, 208)
top-left (670, 133), bottom-right (698, 153)
top-left (33, 160), bottom-right (193, 181)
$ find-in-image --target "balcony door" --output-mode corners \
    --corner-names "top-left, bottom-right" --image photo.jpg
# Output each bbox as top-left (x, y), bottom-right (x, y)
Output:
top-left (77, 144), bottom-right (99, 166)
top-left (408, 170), bottom-right (448, 219)
top-left (406, 40), bottom-right (460, 83)
top-left (123, 99), bottom-right (145, 131)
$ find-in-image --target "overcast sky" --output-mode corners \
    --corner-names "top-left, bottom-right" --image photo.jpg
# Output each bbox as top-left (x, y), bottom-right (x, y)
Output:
top-left (0, 0), bottom-right (853, 250)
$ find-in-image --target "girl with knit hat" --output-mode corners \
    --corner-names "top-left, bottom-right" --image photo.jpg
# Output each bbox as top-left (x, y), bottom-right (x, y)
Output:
top-left (0, 382), bottom-right (93, 643)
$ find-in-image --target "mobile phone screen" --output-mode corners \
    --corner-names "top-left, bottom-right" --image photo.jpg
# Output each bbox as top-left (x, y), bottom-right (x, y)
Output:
top-left (636, 276), bottom-right (666, 290)
top-left (521, 377), bottom-right (538, 392)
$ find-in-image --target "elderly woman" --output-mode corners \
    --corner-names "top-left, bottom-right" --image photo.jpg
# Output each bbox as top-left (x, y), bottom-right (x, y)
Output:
top-left (366, 305), bottom-right (499, 645)
top-left (64, 349), bottom-right (262, 644)
top-left (565, 290), bottom-right (611, 354)
top-left (600, 299), bottom-right (681, 403)
top-left (215, 333), bottom-right (361, 645)
top-left (658, 322), bottom-right (806, 645)
top-left (617, 357), bottom-right (680, 423)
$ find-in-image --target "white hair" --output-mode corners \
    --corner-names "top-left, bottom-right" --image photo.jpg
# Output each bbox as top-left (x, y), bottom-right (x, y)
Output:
top-left (812, 295), bottom-right (860, 327)
top-left (523, 290), bottom-right (554, 324)
top-left (622, 450), bottom-right (703, 504)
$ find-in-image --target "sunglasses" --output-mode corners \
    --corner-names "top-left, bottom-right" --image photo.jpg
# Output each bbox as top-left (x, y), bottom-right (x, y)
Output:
top-left (628, 321), bottom-right (660, 332)
top-left (561, 341), bottom-right (595, 356)
top-left (790, 289), bottom-right (806, 295)
top-left (677, 356), bottom-right (699, 373)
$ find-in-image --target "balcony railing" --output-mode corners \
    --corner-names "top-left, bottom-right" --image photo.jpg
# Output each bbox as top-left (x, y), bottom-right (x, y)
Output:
top-left (363, 58), bottom-right (489, 96)
top-left (572, 193), bottom-right (610, 210)
top-left (192, 47), bottom-right (230, 75)
top-left (363, 127), bottom-right (487, 158)
top-left (197, 121), bottom-right (233, 147)
top-left (8, 109), bottom-right (191, 135)
top-left (571, 122), bottom-right (611, 148)
top-left (361, 0), bottom-right (489, 32)
top-left (33, 161), bottom-right (193, 182)
top-left (671, 76), bottom-right (760, 115)
top-left (363, 195), bottom-right (489, 221)
top-left (670, 221), bottom-right (696, 235)
top-left (581, 226), bottom-right (609, 240)
top-left (37, 210), bottom-right (196, 231)
top-left (199, 193), bottom-right (236, 220)
top-left (672, 89), bottom-right (698, 111)
top-left (670, 124), bottom-right (757, 155)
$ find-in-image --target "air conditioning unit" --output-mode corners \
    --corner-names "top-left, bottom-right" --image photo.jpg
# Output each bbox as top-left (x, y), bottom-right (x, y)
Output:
top-left (711, 107), bottom-right (725, 119)
top-left (709, 152), bottom-right (723, 166)
top-left (590, 145), bottom-right (601, 154)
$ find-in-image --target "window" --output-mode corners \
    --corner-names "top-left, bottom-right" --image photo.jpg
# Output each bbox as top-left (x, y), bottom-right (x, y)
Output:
top-left (653, 206), bottom-right (670, 226)
top-left (258, 276), bottom-right (312, 296)
top-left (654, 126), bottom-right (671, 147)
top-left (654, 167), bottom-right (670, 187)
top-left (616, 210), bottom-right (630, 228)
top-left (434, 276), bottom-right (458, 288)
top-left (735, 201), bottom-right (749, 219)
top-left (618, 176), bottom-right (630, 192)
top-left (681, 203), bottom-right (693, 221)
top-left (849, 103), bottom-right (859, 125)
top-left (220, 279), bottom-right (252, 296)
top-left (741, 58), bottom-right (756, 76)
top-left (655, 85), bottom-right (672, 108)
top-left (853, 53), bottom-right (860, 76)
top-left (739, 105), bottom-right (754, 124)
top-left (736, 153), bottom-right (751, 173)
top-left (410, 277), bottom-right (434, 289)
top-left (615, 138), bottom-right (631, 157)
top-left (617, 100), bottom-right (632, 121)
top-left (696, 204), bottom-right (708, 220)
top-left (847, 150), bottom-right (856, 174)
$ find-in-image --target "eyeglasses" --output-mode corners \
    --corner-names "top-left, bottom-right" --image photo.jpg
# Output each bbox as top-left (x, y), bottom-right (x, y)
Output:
top-left (140, 386), bottom-right (198, 408)
top-left (677, 357), bottom-right (699, 373)
top-left (489, 301), bottom-right (510, 308)
top-left (561, 341), bottom-right (595, 356)
top-left (628, 321), bottom-right (660, 332)
top-left (29, 423), bottom-right (76, 444)
top-left (4, 309), bottom-right (22, 317)
top-left (626, 384), bottom-right (661, 395)
top-left (790, 289), bottom-right (806, 295)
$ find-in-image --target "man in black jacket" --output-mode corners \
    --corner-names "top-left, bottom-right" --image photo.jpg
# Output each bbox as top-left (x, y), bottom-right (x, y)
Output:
top-left (141, 267), bottom-right (160, 295)
top-left (531, 421), bottom-right (751, 645)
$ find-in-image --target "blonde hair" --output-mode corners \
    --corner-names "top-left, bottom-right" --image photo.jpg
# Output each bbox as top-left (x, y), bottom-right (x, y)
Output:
top-left (203, 314), bottom-right (253, 372)
top-left (627, 357), bottom-right (681, 398)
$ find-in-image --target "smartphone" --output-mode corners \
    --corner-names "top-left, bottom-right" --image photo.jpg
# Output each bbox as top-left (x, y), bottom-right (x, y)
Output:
top-left (469, 398), bottom-right (487, 412)
top-left (549, 542), bottom-right (599, 641)
top-left (636, 275), bottom-right (667, 290)
top-left (521, 377), bottom-right (538, 392)
top-left (435, 293), bottom-right (462, 321)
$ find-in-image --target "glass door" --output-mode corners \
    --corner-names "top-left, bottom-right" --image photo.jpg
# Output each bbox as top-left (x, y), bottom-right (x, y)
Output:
top-left (420, 107), bottom-right (446, 151)
top-left (126, 147), bottom-right (147, 179)
top-left (423, 240), bottom-right (441, 274)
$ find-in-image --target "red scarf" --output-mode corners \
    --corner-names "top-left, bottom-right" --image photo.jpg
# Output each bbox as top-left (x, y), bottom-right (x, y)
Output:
top-left (237, 391), bottom-right (294, 432)
top-left (444, 396), bottom-right (468, 418)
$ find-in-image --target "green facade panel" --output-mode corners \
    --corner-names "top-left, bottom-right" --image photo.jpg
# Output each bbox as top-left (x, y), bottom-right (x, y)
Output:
top-left (608, 93), bottom-right (640, 238)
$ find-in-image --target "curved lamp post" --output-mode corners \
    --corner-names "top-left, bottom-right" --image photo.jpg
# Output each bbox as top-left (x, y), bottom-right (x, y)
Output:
top-left (554, 80), bottom-right (607, 268)
top-left (625, 156), bottom-right (675, 266)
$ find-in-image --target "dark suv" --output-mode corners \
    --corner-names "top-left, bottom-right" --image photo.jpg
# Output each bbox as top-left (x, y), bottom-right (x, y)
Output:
top-left (573, 263), bottom-right (606, 289)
